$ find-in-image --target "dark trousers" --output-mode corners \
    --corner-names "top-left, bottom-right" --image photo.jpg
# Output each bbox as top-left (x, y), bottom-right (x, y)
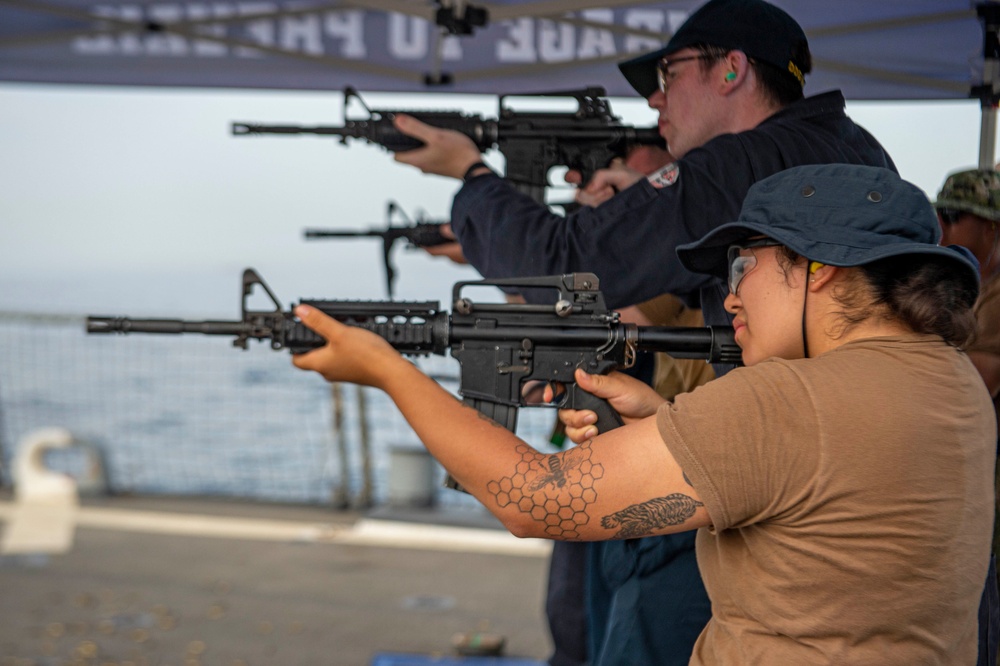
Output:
top-left (979, 555), bottom-right (999, 666)
top-left (588, 531), bottom-right (711, 666)
top-left (546, 540), bottom-right (589, 666)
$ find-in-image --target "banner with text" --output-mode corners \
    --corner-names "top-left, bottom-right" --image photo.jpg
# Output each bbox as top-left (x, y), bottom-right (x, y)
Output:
top-left (0, 0), bottom-right (985, 100)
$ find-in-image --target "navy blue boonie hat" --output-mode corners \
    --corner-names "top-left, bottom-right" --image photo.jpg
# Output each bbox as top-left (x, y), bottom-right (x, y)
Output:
top-left (675, 164), bottom-right (981, 296)
top-left (618, 0), bottom-right (809, 98)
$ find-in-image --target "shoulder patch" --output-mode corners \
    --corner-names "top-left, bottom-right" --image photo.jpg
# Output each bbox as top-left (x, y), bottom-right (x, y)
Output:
top-left (647, 163), bottom-right (680, 189)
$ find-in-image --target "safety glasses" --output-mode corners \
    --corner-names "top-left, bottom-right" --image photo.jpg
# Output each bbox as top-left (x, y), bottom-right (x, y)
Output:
top-left (727, 238), bottom-right (784, 295)
top-left (656, 55), bottom-right (713, 93)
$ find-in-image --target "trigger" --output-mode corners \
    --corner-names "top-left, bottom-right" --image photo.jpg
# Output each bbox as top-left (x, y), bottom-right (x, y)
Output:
top-left (546, 381), bottom-right (567, 405)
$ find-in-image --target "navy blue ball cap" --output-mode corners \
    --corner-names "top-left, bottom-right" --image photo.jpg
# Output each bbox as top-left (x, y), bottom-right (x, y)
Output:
top-left (676, 164), bottom-right (981, 296)
top-left (618, 0), bottom-right (809, 98)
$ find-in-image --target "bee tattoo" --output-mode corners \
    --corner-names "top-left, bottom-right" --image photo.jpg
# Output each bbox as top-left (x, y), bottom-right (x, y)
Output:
top-left (527, 447), bottom-right (588, 491)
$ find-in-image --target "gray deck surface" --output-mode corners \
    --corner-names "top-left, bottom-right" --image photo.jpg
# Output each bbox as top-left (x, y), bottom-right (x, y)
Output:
top-left (0, 494), bottom-right (553, 666)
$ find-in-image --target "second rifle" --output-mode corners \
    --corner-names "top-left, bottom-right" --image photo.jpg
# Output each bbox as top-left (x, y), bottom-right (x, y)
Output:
top-left (232, 86), bottom-right (664, 204)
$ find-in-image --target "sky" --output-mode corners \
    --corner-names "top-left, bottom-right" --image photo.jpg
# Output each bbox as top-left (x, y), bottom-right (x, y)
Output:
top-left (0, 81), bottom-right (992, 318)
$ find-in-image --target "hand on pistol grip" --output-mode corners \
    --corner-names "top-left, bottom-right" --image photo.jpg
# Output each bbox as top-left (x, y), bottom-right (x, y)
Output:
top-left (551, 369), bottom-right (668, 444)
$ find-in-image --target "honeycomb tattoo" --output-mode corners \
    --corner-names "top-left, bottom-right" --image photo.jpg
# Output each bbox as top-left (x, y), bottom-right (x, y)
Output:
top-left (486, 443), bottom-right (604, 539)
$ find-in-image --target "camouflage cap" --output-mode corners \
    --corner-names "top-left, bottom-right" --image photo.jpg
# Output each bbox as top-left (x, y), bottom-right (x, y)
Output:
top-left (934, 168), bottom-right (1000, 222)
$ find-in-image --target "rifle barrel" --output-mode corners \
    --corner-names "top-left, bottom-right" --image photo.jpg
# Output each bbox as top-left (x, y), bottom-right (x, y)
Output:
top-left (231, 123), bottom-right (354, 136)
top-left (86, 317), bottom-right (246, 336)
top-left (303, 229), bottom-right (382, 238)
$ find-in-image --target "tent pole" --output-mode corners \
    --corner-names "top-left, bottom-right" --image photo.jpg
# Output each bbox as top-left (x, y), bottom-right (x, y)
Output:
top-left (980, 95), bottom-right (998, 170)
top-left (977, 2), bottom-right (1000, 169)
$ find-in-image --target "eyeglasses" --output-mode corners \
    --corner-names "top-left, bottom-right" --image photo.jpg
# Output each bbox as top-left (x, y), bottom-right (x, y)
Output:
top-left (656, 54), bottom-right (713, 93)
top-left (938, 208), bottom-right (963, 225)
top-left (727, 238), bottom-right (784, 295)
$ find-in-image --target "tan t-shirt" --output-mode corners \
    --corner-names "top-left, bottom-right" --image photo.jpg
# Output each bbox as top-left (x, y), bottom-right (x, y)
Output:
top-left (968, 273), bottom-right (1000, 424)
top-left (968, 273), bottom-right (1000, 359)
top-left (656, 335), bottom-right (995, 665)
top-left (966, 274), bottom-right (1000, 563)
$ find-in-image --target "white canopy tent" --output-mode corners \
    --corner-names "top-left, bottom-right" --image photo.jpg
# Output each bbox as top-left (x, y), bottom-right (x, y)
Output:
top-left (0, 0), bottom-right (996, 163)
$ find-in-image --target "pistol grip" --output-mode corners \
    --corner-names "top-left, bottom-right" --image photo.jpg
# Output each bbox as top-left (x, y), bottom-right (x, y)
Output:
top-left (567, 384), bottom-right (624, 435)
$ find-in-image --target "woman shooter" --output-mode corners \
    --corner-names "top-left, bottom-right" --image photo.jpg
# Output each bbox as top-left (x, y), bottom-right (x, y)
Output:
top-left (292, 164), bottom-right (993, 664)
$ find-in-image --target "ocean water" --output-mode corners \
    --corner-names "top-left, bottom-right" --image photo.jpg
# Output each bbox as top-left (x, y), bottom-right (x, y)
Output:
top-left (0, 312), bottom-right (558, 509)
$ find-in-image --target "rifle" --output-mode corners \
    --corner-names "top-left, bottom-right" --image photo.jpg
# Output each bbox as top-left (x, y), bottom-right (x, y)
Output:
top-left (303, 201), bottom-right (451, 299)
top-left (232, 86), bottom-right (665, 204)
top-left (86, 269), bottom-right (740, 489)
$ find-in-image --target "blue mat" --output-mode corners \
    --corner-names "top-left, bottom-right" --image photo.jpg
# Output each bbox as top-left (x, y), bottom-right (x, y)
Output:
top-left (371, 654), bottom-right (545, 666)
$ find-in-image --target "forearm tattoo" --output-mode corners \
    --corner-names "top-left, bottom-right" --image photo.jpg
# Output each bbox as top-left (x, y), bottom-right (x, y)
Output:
top-left (486, 443), bottom-right (702, 540)
top-left (473, 409), bottom-right (506, 429)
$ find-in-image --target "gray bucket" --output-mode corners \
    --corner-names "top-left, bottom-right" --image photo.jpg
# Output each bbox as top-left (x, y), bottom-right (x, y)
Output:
top-left (387, 446), bottom-right (437, 507)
